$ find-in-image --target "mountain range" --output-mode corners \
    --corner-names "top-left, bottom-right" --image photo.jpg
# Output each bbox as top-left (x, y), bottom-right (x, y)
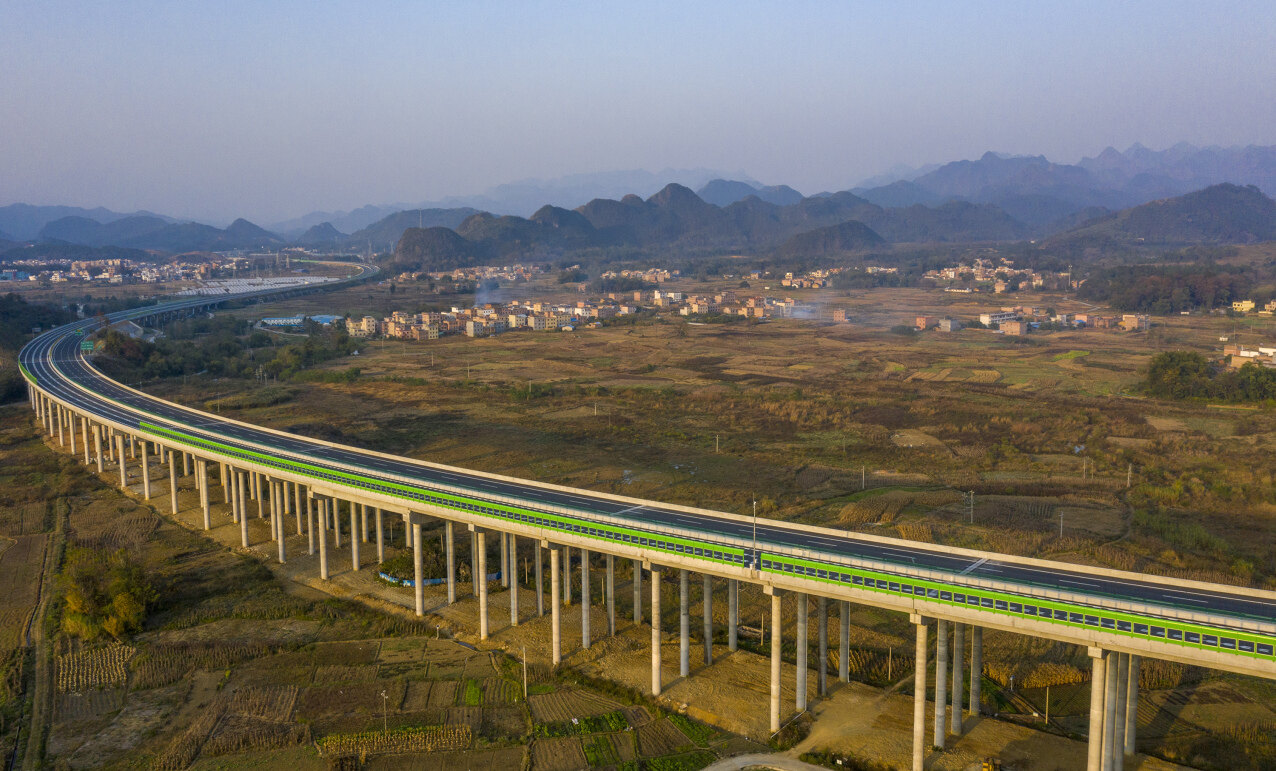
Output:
top-left (6, 143), bottom-right (1276, 261)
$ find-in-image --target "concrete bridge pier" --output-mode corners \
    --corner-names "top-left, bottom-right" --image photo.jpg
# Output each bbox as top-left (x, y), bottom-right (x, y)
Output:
top-left (971, 625), bottom-right (982, 716)
top-left (307, 497), bottom-right (315, 555)
top-left (198, 459), bottom-right (210, 530)
top-left (360, 503), bottom-right (368, 543)
top-left (728, 579), bottom-right (738, 651)
top-left (796, 592), bottom-right (807, 711)
top-left (818, 595), bottom-right (828, 697)
top-left (318, 498), bottom-right (332, 578)
top-left (56, 405), bottom-right (65, 445)
top-left (183, 451), bottom-right (191, 476)
top-left (142, 441), bottom-right (153, 497)
top-left (349, 504), bottom-right (359, 571)
top-left (509, 534), bottom-right (519, 626)
top-left (295, 483), bottom-right (304, 536)
top-left (952, 622), bottom-right (965, 736)
top-left (168, 450), bottom-right (179, 514)
top-left (768, 588), bottom-right (783, 734)
top-left (606, 554), bottom-right (615, 636)
top-left (934, 619), bottom-right (949, 748)
top-left (1086, 648), bottom-right (1107, 771)
top-left (332, 500), bottom-right (341, 547)
top-left (912, 615), bottom-right (929, 771)
top-left (1103, 650), bottom-right (1119, 770)
top-left (445, 521), bottom-right (455, 603)
top-left (477, 530), bottom-right (488, 639)
top-left (220, 462), bottom-right (229, 504)
top-left (68, 410), bottom-right (77, 454)
top-left (1125, 655), bottom-right (1140, 759)
top-left (255, 473), bottom-right (264, 520)
top-left (703, 574), bottom-right (713, 665)
top-left (116, 435), bottom-right (127, 488)
top-left (679, 569), bottom-right (690, 677)
top-left (1115, 652), bottom-right (1129, 771)
top-left (276, 483), bottom-right (286, 564)
top-left (237, 471), bottom-right (249, 548)
top-left (94, 425), bottom-right (104, 473)
top-left (535, 542), bottom-right (544, 616)
top-left (840, 601), bottom-right (850, 682)
top-left (550, 546), bottom-right (562, 665)
top-left (500, 533), bottom-right (509, 588)
top-left (81, 417), bottom-right (91, 465)
top-left (633, 559), bottom-right (642, 625)
top-left (470, 530), bottom-right (479, 597)
top-left (581, 548), bottom-right (590, 648)
top-left (651, 565), bottom-right (662, 695)
top-left (562, 546), bottom-right (571, 605)
top-left (375, 507), bottom-right (385, 564)
top-left (413, 522), bottom-right (424, 616)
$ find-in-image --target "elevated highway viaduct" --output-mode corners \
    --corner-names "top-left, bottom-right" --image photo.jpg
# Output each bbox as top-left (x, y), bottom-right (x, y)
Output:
top-left (19, 275), bottom-right (1275, 771)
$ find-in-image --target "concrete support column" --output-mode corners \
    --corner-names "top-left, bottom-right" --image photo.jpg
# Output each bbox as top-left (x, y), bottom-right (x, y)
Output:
top-left (509, 533), bottom-right (519, 626)
top-left (477, 530), bottom-right (488, 640)
top-left (413, 522), bottom-right (424, 616)
top-left (94, 425), bottom-right (104, 473)
top-left (796, 593), bottom-right (808, 711)
top-left (307, 497), bottom-right (315, 555)
top-left (769, 590), bottom-right (782, 734)
top-left (933, 619), bottom-right (948, 749)
top-left (728, 579), bottom-right (738, 651)
top-left (237, 471), bottom-right (249, 549)
top-left (318, 499), bottom-right (331, 578)
top-left (220, 462), bottom-right (229, 504)
top-left (116, 435), bottom-right (127, 488)
top-left (444, 521), bottom-right (455, 603)
top-left (606, 554), bottom-right (616, 636)
top-left (168, 450), bottom-right (179, 514)
top-left (818, 595), bottom-right (828, 697)
top-left (840, 601), bottom-right (850, 682)
top-left (349, 505), bottom-right (359, 571)
top-left (81, 418), bottom-right (91, 465)
top-left (198, 460), bottom-right (210, 530)
top-left (500, 533), bottom-right (509, 588)
top-left (535, 542), bottom-right (544, 616)
top-left (276, 484), bottom-right (287, 564)
top-left (562, 546), bottom-right (571, 605)
top-left (57, 406), bottom-right (65, 446)
top-left (679, 569), bottom-right (689, 677)
top-left (360, 504), bottom-right (368, 543)
top-left (255, 473), bottom-right (265, 520)
top-left (1103, 651), bottom-right (1119, 771)
top-left (183, 452), bottom-right (191, 476)
top-left (268, 481), bottom-right (279, 542)
top-left (633, 559), bottom-right (642, 625)
top-left (581, 548), bottom-right (590, 648)
top-left (1087, 649), bottom-right (1107, 771)
top-left (912, 617), bottom-right (928, 771)
top-left (951, 622), bottom-right (965, 736)
top-left (68, 409), bottom-right (77, 454)
top-left (1125, 655), bottom-right (1139, 758)
top-left (651, 565), bottom-right (662, 695)
top-left (550, 547), bottom-right (562, 666)
top-left (1114, 653), bottom-right (1129, 771)
top-left (375, 508), bottom-right (385, 564)
top-left (702, 574), bottom-right (713, 666)
top-left (471, 530), bottom-right (479, 596)
top-left (295, 483), bottom-right (304, 536)
top-left (970, 626), bottom-right (982, 717)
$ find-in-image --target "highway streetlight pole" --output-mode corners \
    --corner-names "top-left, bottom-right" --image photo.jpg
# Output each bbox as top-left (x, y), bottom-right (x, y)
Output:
top-left (752, 498), bottom-right (758, 569)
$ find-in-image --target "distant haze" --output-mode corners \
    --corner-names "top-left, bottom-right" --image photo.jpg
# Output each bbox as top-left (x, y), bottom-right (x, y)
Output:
top-left (2, 1), bottom-right (1274, 224)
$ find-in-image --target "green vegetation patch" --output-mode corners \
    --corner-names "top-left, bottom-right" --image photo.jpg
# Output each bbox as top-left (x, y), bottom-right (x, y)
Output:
top-left (1053, 350), bottom-right (1091, 361)
top-left (645, 750), bottom-right (717, 771)
top-left (532, 709), bottom-right (629, 737)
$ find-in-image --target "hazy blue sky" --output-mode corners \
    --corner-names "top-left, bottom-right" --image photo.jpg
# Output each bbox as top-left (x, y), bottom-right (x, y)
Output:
top-left (3, 0), bottom-right (1275, 223)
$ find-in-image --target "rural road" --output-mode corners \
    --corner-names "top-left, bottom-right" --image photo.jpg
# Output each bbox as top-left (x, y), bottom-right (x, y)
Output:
top-left (702, 753), bottom-right (827, 771)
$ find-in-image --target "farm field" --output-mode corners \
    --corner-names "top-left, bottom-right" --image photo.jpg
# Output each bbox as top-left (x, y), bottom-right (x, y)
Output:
top-left (8, 270), bottom-right (1276, 769)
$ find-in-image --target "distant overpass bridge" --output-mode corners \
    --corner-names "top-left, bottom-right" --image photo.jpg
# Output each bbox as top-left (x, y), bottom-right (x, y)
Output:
top-left (19, 271), bottom-right (1275, 771)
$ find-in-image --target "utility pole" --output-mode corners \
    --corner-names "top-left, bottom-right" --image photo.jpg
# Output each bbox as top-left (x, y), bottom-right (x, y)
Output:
top-left (862, 465), bottom-right (866, 490)
top-left (380, 690), bottom-right (388, 734)
top-left (1059, 511), bottom-right (1064, 538)
top-left (522, 645), bottom-right (528, 699)
top-left (968, 491), bottom-right (974, 524)
top-left (752, 498), bottom-right (758, 570)
top-left (1127, 464), bottom-right (1133, 488)
top-left (715, 434), bottom-right (719, 453)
